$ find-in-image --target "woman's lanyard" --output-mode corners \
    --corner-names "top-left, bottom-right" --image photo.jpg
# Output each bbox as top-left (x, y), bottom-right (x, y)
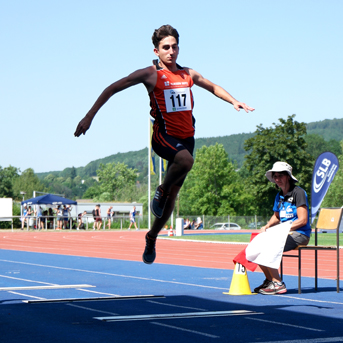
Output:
top-left (278, 195), bottom-right (287, 218)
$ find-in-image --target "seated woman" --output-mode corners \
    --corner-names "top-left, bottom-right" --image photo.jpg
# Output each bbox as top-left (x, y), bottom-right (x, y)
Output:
top-left (254, 161), bottom-right (311, 295)
top-left (194, 217), bottom-right (203, 230)
top-left (183, 218), bottom-right (191, 230)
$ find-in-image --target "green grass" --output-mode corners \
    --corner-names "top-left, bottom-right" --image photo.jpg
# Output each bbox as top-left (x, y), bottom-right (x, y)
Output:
top-left (167, 233), bottom-right (342, 246)
top-left (314, 233), bottom-right (342, 246)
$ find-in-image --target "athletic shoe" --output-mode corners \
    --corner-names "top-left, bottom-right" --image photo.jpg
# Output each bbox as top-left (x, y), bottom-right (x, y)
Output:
top-left (150, 186), bottom-right (169, 218)
top-left (142, 233), bottom-right (156, 264)
top-left (259, 281), bottom-right (287, 295)
top-left (253, 279), bottom-right (271, 293)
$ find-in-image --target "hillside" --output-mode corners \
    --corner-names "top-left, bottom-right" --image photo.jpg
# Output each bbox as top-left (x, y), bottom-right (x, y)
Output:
top-left (306, 118), bottom-right (343, 141)
top-left (37, 117), bottom-right (343, 180)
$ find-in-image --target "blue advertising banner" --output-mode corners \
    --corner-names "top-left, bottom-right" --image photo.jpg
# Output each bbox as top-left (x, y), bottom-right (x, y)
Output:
top-left (311, 152), bottom-right (339, 223)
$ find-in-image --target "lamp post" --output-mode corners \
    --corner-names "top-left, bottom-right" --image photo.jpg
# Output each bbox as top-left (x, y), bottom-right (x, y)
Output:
top-left (177, 193), bottom-right (180, 217)
top-left (20, 191), bottom-right (26, 202)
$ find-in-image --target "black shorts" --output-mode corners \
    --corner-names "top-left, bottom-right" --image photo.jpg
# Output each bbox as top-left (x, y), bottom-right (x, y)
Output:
top-left (283, 231), bottom-right (310, 252)
top-left (152, 131), bottom-right (195, 187)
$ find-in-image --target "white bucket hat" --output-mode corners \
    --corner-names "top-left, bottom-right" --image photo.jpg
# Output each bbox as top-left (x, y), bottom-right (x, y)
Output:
top-left (265, 161), bottom-right (298, 183)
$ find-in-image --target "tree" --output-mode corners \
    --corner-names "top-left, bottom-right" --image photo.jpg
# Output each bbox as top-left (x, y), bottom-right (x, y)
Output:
top-left (0, 165), bottom-right (20, 198)
top-left (61, 166), bottom-right (77, 179)
top-left (97, 162), bottom-right (137, 200)
top-left (82, 186), bottom-right (100, 199)
top-left (322, 140), bottom-right (343, 207)
top-left (179, 144), bottom-right (251, 216)
top-left (12, 168), bottom-right (46, 200)
top-left (305, 134), bottom-right (341, 160)
top-left (43, 173), bottom-right (56, 183)
top-left (70, 166), bottom-right (77, 179)
top-left (244, 115), bottom-right (313, 216)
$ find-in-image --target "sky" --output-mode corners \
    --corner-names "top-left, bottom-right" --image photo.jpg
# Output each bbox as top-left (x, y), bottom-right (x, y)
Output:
top-left (1, 0), bottom-right (343, 174)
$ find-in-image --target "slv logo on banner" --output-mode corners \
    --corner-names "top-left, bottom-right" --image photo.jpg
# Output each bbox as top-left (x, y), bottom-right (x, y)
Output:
top-left (311, 152), bottom-right (339, 223)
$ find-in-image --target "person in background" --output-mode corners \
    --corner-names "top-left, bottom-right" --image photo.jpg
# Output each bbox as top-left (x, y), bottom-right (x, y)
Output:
top-left (77, 211), bottom-right (87, 230)
top-left (21, 204), bottom-right (28, 230)
top-left (62, 205), bottom-right (71, 229)
top-left (55, 205), bottom-right (63, 230)
top-left (94, 204), bottom-right (102, 230)
top-left (183, 218), bottom-right (191, 230)
top-left (128, 206), bottom-right (138, 231)
top-left (107, 206), bottom-right (113, 229)
top-left (194, 216), bottom-right (203, 230)
top-left (35, 205), bottom-right (44, 230)
top-left (27, 206), bottom-right (33, 229)
top-left (48, 208), bottom-right (54, 229)
top-left (41, 209), bottom-right (48, 229)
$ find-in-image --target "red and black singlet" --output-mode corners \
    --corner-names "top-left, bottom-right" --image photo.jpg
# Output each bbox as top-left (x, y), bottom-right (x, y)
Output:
top-left (149, 61), bottom-right (195, 139)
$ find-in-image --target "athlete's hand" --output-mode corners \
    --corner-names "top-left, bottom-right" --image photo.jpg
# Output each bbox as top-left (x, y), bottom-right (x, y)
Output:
top-left (74, 116), bottom-right (93, 137)
top-left (233, 101), bottom-right (255, 113)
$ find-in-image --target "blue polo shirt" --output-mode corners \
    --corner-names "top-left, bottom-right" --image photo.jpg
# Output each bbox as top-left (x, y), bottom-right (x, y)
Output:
top-left (273, 185), bottom-right (311, 237)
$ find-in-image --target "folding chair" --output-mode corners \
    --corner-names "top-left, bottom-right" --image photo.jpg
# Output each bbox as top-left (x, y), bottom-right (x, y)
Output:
top-left (281, 207), bottom-right (342, 294)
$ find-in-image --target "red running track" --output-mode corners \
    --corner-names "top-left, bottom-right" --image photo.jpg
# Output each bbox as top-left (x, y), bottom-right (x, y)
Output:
top-left (0, 230), bottom-right (341, 279)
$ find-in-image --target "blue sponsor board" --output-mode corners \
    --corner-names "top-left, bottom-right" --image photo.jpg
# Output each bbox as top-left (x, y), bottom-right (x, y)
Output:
top-left (311, 152), bottom-right (339, 223)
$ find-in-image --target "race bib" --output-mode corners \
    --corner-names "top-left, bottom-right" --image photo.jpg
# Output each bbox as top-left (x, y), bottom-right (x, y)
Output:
top-left (164, 87), bottom-right (192, 112)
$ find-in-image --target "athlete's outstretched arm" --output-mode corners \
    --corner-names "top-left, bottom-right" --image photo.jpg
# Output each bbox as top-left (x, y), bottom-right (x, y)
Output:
top-left (74, 67), bottom-right (155, 137)
top-left (188, 69), bottom-right (255, 113)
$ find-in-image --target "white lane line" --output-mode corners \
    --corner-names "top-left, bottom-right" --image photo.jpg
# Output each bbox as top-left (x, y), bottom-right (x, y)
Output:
top-left (0, 274), bottom-right (95, 291)
top-left (253, 337), bottom-right (343, 343)
top-left (77, 289), bottom-right (121, 296)
top-left (281, 295), bottom-right (343, 306)
top-left (24, 295), bottom-right (165, 304)
top-left (146, 300), bottom-right (207, 311)
top-left (0, 259), bottom-right (228, 290)
top-left (94, 310), bottom-right (262, 322)
top-left (158, 237), bottom-right (246, 245)
top-left (8, 291), bottom-right (45, 299)
top-left (66, 303), bottom-right (118, 315)
top-left (0, 274), bottom-right (56, 285)
top-left (246, 317), bottom-right (324, 332)
top-left (0, 284), bottom-right (95, 291)
top-left (151, 322), bottom-right (220, 338)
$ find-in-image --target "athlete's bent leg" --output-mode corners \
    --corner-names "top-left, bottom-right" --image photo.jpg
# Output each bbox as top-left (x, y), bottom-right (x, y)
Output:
top-left (150, 185), bottom-right (180, 237)
top-left (151, 150), bottom-right (193, 218)
top-left (143, 186), bottom-right (180, 264)
top-left (162, 150), bottom-right (194, 193)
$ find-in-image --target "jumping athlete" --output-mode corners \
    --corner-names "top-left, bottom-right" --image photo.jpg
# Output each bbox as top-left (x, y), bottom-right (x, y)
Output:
top-left (74, 24), bottom-right (255, 264)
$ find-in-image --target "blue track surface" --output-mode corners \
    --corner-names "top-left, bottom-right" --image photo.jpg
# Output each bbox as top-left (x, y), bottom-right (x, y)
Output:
top-left (0, 249), bottom-right (342, 343)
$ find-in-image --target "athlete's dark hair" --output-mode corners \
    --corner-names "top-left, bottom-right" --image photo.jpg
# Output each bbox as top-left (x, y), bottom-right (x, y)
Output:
top-left (152, 25), bottom-right (179, 48)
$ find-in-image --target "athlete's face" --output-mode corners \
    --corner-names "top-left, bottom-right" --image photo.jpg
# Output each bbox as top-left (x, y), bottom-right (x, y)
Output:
top-left (154, 36), bottom-right (179, 65)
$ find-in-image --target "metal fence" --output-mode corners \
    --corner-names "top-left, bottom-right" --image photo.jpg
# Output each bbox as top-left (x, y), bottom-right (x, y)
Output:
top-left (178, 215), bottom-right (269, 230)
top-left (1, 214), bottom-right (269, 231)
top-left (1, 215), bottom-right (145, 231)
